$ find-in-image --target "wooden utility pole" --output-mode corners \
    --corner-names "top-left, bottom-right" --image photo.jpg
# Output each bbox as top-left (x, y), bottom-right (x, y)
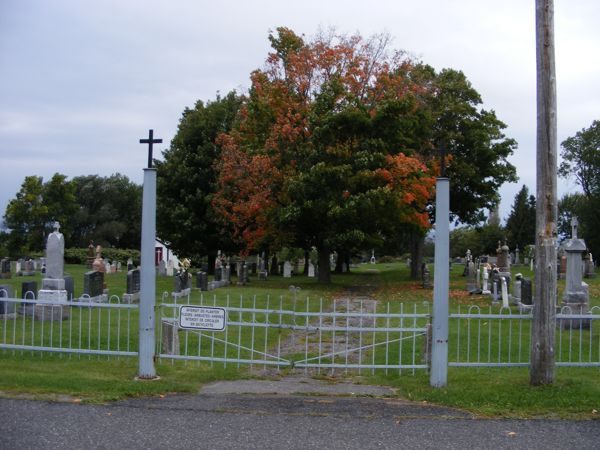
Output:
top-left (531, 0), bottom-right (557, 385)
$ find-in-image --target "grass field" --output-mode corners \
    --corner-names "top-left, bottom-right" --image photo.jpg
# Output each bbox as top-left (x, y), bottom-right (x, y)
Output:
top-left (0, 261), bottom-right (599, 419)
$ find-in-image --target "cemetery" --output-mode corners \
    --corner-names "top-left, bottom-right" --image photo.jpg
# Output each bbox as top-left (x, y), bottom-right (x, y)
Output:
top-left (0, 10), bottom-right (599, 422)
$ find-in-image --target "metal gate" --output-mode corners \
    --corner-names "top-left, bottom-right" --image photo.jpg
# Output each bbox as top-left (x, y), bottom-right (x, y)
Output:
top-left (157, 294), bottom-right (431, 374)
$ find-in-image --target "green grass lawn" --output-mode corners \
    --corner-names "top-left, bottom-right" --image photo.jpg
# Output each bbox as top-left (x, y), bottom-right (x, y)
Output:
top-left (0, 261), bottom-right (599, 419)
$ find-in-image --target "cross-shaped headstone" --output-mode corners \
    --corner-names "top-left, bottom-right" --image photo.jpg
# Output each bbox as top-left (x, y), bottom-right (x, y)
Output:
top-left (571, 216), bottom-right (579, 239)
top-left (139, 129), bottom-right (162, 168)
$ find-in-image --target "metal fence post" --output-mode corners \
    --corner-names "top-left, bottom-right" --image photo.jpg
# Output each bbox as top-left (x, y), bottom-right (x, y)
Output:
top-left (138, 167), bottom-right (157, 379)
top-left (430, 176), bottom-right (449, 387)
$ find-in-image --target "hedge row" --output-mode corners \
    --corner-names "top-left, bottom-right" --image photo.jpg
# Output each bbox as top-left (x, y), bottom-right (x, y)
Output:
top-left (64, 248), bottom-right (141, 265)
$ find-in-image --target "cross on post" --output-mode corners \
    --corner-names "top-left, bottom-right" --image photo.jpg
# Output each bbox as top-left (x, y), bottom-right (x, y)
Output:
top-left (571, 216), bottom-right (579, 239)
top-left (139, 129), bottom-right (162, 169)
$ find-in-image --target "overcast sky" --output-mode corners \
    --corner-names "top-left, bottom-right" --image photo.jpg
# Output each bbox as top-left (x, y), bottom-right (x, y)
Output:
top-left (1, 0), bottom-right (598, 227)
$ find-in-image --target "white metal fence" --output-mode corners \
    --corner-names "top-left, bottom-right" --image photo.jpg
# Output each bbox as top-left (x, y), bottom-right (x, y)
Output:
top-left (157, 295), bottom-right (431, 374)
top-left (0, 291), bottom-right (137, 357)
top-left (2, 288), bottom-right (599, 372)
top-left (450, 305), bottom-right (600, 368)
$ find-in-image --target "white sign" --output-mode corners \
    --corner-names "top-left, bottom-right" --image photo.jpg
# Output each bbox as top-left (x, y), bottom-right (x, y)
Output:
top-left (179, 306), bottom-right (226, 331)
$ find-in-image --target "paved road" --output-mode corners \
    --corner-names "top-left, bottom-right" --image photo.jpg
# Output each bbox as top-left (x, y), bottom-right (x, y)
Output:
top-left (1, 379), bottom-right (598, 449)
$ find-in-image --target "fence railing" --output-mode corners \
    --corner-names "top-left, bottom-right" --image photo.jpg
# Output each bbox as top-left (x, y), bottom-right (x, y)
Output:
top-left (157, 295), bottom-right (431, 375)
top-left (2, 289), bottom-right (599, 371)
top-left (450, 305), bottom-right (600, 368)
top-left (0, 294), bottom-right (138, 357)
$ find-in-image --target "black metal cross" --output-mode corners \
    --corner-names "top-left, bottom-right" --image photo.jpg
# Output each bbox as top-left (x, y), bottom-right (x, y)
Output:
top-left (139, 129), bottom-right (162, 168)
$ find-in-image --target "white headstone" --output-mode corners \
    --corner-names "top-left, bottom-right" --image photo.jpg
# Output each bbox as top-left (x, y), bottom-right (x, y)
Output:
top-left (45, 222), bottom-right (64, 279)
top-left (166, 260), bottom-right (175, 277)
top-left (283, 261), bottom-right (292, 278)
top-left (501, 277), bottom-right (509, 308)
top-left (308, 262), bottom-right (315, 278)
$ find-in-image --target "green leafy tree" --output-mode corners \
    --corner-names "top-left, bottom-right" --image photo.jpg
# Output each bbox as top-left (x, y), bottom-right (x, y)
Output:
top-left (3, 176), bottom-right (47, 254)
top-left (155, 91), bottom-right (243, 270)
top-left (214, 29), bottom-right (436, 283)
top-left (504, 185), bottom-right (536, 251)
top-left (70, 174), bottom-right (142, 249)
top-left (558, 120), bottom-right (600, 255)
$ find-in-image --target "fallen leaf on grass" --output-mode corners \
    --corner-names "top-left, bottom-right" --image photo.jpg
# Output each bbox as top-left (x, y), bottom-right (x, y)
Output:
top-left (593, 409), bottom-right (597, 415)
top-left (72, 399), bottom-right (82, 404)
top-left (506, 431), bottom-right (517, 437)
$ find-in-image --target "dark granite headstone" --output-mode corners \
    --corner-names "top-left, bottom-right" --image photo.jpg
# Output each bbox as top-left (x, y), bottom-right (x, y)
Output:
top-left (521, 279), bottom-right (532, 305)
top-left (64, 275), bottom-right (74, 300)
top-left (127, 269), bottom-right (141, 294)
top-left (214, 267), bottom-right (222, 282)
top-left (21, 281), bottom-right (37, 299)
top-left (196, 271), bottom-right (208, 291)
top-left (83, 271), bottom-right (104, 297)
top-left (0, 258), bottom-right (11, 279)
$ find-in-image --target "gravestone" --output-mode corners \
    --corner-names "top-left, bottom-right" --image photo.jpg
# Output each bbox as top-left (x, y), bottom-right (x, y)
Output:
top-left (123, 268), bottom-right (141, 303)
top-left (15, 260), bottom-right (21, 275)
top-left (127, 258), bottom-right (134, 271)
top-left (481, 266), bottom-right (491, 295)
top-left (83, 270), bottom-right (105, 299)
top-left (20, 280), bottom-right (37, 314)
top-left (196, 271), bottom-right (208, 291)
top-left (214, 267), bottom-right (222, 281)
top-left (22, 259), bottom-right (35, 276)
top-left (283, 261), bottom-right (292, 278)
top-left (308, 262), bottom-right (315, 278)
top-left (559, 217), bottom-right (590, 328)
top-left (514, 246), bottom-right (520, 265)
top-left (166, 260), bottom-right (174, 277)
top-left (64, 275), bottom-right (74, 301)
top-left (500, 277), bottom-right (509, 308)
top-left (512, 274), bottom-right (522, 305)
top-left (466, 261), bottom-right (477, 292)
top-left (36, 222), bottom-right (69, 320)
top-left (223, 265), bottom-right (231, 284)
top-left (584, 253), bottom-right (596, 278)
top-left (0, 258), bottom-right (11, 279)
top-left (518, 278), bottom-right (533, 313)
top-left (0, 285), bottom-right (16, 316)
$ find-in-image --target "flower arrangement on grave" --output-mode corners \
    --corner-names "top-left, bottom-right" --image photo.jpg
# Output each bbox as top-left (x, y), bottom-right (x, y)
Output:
top-left (177, 258), bottom-right (192, 288)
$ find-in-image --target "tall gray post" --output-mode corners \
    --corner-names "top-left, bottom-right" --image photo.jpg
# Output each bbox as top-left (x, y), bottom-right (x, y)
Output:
top-left (139, 167), bottom-right (157, 378)
top-left (138, 129), bottom-right (162, 379)
top-left (430, 177), bottom-right (449, 387)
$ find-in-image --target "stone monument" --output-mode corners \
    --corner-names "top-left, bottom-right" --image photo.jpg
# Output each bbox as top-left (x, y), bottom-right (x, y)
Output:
top-left (36, 222), bottom-right (69, 320)
top-left (559, 217), bottom-right (590, 328)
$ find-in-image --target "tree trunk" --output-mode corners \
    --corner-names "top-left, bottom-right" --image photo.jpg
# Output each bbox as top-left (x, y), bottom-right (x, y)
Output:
top-left (531, 0), bottom-right (556, 385)
top-left (270, 254), bottom-right (279, 276)
top-left (345, 254), bottom-right (351, 273)
top-left (334, 250), bottom-right (343, 273)
top-left (303, 249), bottom-right (309, 275)
top-left (207, 252), bottom-right (216, 275)
top-left (410, 231), bottom-right (425, 280)
top-left (317, 247), bottom-right (331, 283)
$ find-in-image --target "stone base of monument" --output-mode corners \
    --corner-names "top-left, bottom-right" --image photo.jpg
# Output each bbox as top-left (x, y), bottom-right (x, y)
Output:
top-left (558, 302), bottom-right (590, 329)
top-left (21, 271), bottom-right (35, 277)
top-left (0, 273), bottom-right (11, 279)
top-left (172, 288), bottom-right (191, 300)
top-left (34, 303), bottom-right (70, 321)
top-left (517, 302), bottom-right (533, 313)
top-left (76, 294), bottom-right (109, 303)
top-left (259, 270), bottom-right (268, 280)
top-left (122, 292), bottom-right (140, 304)
top-left (161, 319), bottom-right (180, 355)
